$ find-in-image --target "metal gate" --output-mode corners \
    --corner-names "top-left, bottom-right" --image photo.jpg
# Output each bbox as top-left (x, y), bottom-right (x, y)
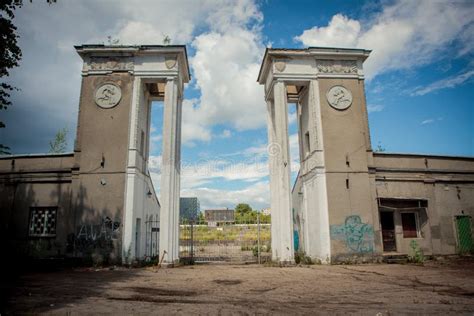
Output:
top-left (145, 215), bottom-right (159, 259)
top-left (179, 218), bottom-right (271, 264)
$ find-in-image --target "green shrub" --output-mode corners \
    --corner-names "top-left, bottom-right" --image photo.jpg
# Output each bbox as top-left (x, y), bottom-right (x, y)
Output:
top-left (294, 250), bottom-right (314, 265)
top-left (408, 240), bottom-right (425, 263)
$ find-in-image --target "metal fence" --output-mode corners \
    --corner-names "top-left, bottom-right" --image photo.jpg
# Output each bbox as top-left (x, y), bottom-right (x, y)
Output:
top-left (180, 218), bottom-right (271, 264)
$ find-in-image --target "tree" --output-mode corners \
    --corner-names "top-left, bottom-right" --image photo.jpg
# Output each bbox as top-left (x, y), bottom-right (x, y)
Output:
top-left (235, 203), bottom-right (252, 216)
top-left (0, 0), bottom-right (23, 154)
top-left (197, 211), bottom-right (205, 224)
top-left (235, 203), bottom-right (258, 223)
top-left (49, 128), bottom-right (68, 153)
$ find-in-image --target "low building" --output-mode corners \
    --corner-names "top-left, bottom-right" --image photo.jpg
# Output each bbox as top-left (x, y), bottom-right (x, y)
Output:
top-left (205, 209), bottom-right (235, 227)
top-left (180, 197), bottom-right (200, 222)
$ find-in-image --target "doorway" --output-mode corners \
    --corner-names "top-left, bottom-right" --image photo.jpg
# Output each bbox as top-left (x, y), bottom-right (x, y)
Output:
top-left (380, 211), bottom-right (396, 252)
top-left (456, 215), bottom-right (473, 254)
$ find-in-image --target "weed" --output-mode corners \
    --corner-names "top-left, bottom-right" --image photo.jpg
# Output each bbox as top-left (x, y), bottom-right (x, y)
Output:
top-left (408, 240), bottom-right (425, 264)
top-left (294, 250), bottom-right (314, 265)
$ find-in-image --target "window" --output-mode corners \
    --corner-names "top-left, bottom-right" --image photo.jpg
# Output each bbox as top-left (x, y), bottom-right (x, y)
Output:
top-left (401, 212), bottom-right (418, 238)
top-left (29, 207), bottom-right (57, 237)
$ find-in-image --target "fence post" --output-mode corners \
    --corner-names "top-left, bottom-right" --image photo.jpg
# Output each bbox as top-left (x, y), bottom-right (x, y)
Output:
top-left (257, 210), bottom-right (261, 264)
top-left (190, 220), bottom-right (194, 264)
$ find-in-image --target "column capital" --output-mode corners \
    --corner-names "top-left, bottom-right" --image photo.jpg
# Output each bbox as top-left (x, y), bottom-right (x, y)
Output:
top-left (166, 76), bottom-right (178, 82)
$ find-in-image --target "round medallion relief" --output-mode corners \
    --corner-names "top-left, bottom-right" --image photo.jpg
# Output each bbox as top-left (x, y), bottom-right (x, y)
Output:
top-left (326, 85), bottom-right (353, 110)
top-left (95, 83), bottom-right (122, 108)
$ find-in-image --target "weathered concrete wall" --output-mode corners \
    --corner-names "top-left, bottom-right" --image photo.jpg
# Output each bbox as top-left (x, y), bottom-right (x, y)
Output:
top-left (374, 153), bottom-right (474, 256)
top-left (316, 78), bottom-right (381, 263)
top-left (0, 154), bottom-right (74, 258)
top-left (70, 72), bottom-right (134, 263)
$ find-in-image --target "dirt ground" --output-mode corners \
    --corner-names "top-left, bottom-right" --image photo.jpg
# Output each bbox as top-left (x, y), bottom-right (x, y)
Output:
top-left (2, 258), bottom-right (474, 315)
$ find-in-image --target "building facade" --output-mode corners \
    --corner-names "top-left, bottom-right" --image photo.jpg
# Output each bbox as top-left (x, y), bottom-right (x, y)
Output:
top-left (180, 197), bottom-right (200, 222)
top-left (259, 47), bottom-right (474, 263)
top-left (204, 209), bottom-right (235, 227)
top-left (0, 45), bottom-right (190, 264)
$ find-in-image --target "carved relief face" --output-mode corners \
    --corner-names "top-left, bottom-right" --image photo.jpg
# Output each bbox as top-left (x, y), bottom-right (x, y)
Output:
top-left (326, 85), bottom-right (353, 110)
top-left (95, 83), bottom-right (122, 109)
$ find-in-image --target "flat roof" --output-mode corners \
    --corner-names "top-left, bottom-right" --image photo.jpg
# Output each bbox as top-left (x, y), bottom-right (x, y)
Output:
top-left (373, 152), bottom-right (474, 161)
top-left (75, 44), bottom-right (191, 82)
top-left (0, 152), bottom-right (74, 160)
top-left (257, 46), bottom-right (372, 82)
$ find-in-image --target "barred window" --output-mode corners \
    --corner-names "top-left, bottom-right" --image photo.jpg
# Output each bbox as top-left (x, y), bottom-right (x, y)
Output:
top-left (29, 207), bottom-right (57, 237)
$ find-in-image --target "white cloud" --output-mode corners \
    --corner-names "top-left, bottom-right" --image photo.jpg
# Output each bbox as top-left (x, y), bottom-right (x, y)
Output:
top-left (421, 117), bottom-right (443, 125)
top-left (181, 99), bottom-right (212, 146)
top-left (218, 129), bottom-right (232, 138)
top-left (367, 104), bottom-right (385, 113)
top-left (295, 14), bottom-right (360, 48)
top-left (421, 119), bottom-right (435, 125)
top-left (148, 132), bottom-right (300, 209)
top-left (183, 181), bottom-right (269, 210)
top-left (411, 70), bottom-right (474, 96)
top-left (295, 0), bottom-right (474, 80)
top-left (189, 28), bottom-right (266, 132)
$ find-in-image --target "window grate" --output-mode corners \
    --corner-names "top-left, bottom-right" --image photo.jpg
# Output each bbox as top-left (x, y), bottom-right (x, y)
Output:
top-left (29, 207), bottom-right (57, 237)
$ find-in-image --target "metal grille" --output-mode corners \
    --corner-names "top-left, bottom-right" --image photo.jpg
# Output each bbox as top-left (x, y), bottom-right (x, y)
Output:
top-left (145, 215), bottom-right (160, 258)
top-left (180, 218), bottom-right (271, 264)
top-left (29, 207), bottom-right (57, 237)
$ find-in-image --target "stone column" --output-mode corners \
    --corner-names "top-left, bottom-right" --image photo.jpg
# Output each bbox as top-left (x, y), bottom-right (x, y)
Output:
top-left (269, 80), bottom-right (294, 263)
top-left (159, 77), bottom-right (180, 264)
top-left (266, 99), bottom-right (280, 261)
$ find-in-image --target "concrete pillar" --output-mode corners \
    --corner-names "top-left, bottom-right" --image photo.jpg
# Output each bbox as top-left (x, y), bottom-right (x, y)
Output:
top-left (159, 77), bottom-right (180, 264)
top-left (269, 80), bottom-right (294, 263)
top-left (266, 99), bottom-right (280, 261)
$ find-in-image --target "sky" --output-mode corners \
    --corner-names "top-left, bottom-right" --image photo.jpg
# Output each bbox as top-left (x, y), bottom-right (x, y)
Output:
top-left (1, 0), bottom-right (473, 211)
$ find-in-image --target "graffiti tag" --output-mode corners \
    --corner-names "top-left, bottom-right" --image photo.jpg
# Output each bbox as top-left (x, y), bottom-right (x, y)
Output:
top-left (330, 215), bottom-right (374, 253)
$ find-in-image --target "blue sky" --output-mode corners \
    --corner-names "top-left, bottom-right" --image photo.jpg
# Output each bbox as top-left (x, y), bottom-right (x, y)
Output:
top-left (2, 0), bottom-right (473, 210)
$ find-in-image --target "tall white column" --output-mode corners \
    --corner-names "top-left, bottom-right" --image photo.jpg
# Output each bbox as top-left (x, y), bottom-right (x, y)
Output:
top-left (270, 80), bottom-right (294, 263)
top-left (266, 99), bottom-right (281, 260)
top-left (159, 77), bottom-right (180, 264)
top-left (173, 96), bottom-right (182, 261)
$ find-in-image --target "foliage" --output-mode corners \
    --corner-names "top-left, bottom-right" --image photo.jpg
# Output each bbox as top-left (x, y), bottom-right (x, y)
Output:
top-left (106, 35), bottom-right (120, 45)
top-left (197, 211), bottom-right (205, 223)
top-left (0, 0), bottom-right (22, 153)
top-left (252, 244), bottom-right (271, 257)
top-left (180, 224), bottom-right (271, 243)
top-left (294, 250), bottom-right (314, 265)
top-left (234, 203), bottom-right (271, 224)
top-left (375, 142), bottom-right (386, 152)
top-left (49, 127), bottom-right (68, 153)
top-left (163, 35), bottom-right (171, 45)
top-left (408, 240), bottom-right (425, 264)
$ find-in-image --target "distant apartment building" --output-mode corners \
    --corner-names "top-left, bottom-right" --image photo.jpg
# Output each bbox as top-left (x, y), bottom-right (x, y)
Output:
top-left (205, 209), bottom-right (235, 227)
top-left (180, 197), bottom-right (200, 222)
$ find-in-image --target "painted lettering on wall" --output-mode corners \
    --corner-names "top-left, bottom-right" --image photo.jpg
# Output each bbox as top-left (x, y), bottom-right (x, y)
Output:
top-left (77, 217), bottom-right (121, 241)
top-left (330, 215), bottom-right (374, 253)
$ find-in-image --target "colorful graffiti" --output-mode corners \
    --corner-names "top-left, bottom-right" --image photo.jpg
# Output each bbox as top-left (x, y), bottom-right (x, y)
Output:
top-left (330, 215), bottom-right (374, 253)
